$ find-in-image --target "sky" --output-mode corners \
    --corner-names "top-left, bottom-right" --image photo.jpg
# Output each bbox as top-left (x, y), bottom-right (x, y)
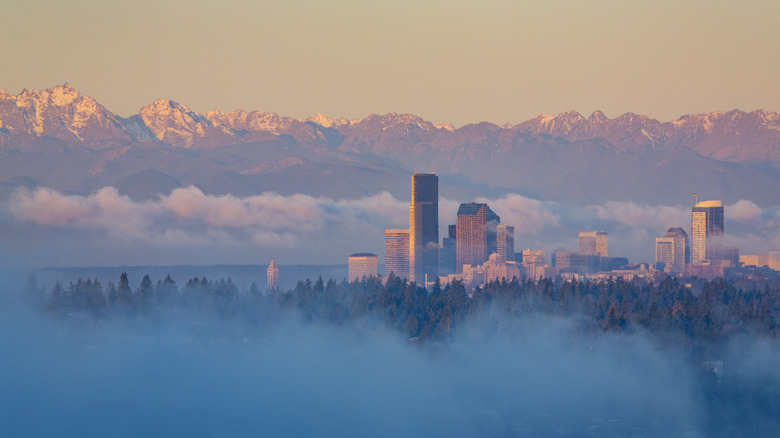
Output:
top-left (2, 0), bottom-right (779, 127)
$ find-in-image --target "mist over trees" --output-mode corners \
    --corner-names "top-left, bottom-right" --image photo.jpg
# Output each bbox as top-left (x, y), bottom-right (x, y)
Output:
top-left (8, 271), bottom-right (780, 436)
top-left (23, 272), bottom-right (780, 357)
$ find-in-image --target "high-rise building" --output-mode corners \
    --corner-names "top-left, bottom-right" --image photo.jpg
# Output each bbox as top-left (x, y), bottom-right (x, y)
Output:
top-left (385, 229), bottom-right (410, 280)
top-left (496, 225), bottom-right (515, 264)
top-left (409, 173), bottom-right (439, 283)
top-left (655, 227), bottom-right (688, 274)
top-left (348, 253), bottom-right (378, 281)
top-left (579, 231), bottom-right (608, 256)
top-left (267, 258), bottom-right (279, 290)
top-left (691, 200), bottom-right (724, 264)
top-left (456, 202), bottom-right (500, 273)
top-left (439, 224), bottom-right (457, 275)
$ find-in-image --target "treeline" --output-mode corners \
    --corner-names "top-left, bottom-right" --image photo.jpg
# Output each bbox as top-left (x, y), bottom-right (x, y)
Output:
top-left (20, 273), bottom-right (780, 352)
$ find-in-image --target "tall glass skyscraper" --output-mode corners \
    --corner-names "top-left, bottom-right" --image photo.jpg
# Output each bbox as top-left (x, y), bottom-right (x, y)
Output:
top-left (409, 173), bottom-right (438, 283)
top-left (691, 200), bottom-right (724, 264)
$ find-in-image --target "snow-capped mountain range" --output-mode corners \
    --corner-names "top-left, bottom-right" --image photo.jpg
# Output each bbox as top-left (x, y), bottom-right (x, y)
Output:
top-left (1, 84), bottom-right (779, 205)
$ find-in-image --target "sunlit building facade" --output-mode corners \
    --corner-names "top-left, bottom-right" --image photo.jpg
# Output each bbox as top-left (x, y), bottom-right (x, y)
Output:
top-left (267, 258), bottom-right (279, 290)
top-left (655, 227), bottom-right (689, 274)
top-left (348, 253), bottom-right (378, 281)
top-left (456, 202), bottom-right (500, 273)
top-left (579, 231), bottom-right (608, 257)
top-left (385, 229), bottom-right (410, 280)
top-left (691, 200), bottom-right (724, 264)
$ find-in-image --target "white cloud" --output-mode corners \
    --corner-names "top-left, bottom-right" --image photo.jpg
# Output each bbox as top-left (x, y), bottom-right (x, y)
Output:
top-left (5, 187), bottom-right (780, 265)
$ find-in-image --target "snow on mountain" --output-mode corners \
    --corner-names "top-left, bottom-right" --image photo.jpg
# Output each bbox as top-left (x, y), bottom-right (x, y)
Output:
top-left (0, 84), bottom-right (133, 147)
top-left (1, 84), bottom-right (779, 168)
top-left (138, 99), bottom-right (213, 147)
top-left (302, 113), bottom-right (354, 128)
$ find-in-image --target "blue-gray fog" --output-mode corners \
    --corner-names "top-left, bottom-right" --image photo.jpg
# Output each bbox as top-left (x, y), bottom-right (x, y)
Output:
top-left (2, 274), bottom-right (779, 438)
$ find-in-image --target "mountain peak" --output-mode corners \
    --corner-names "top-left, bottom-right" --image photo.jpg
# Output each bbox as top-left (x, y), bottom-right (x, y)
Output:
top-left (557, 110), bottom-right (584, 120)
top-left (588, 110), bottom-right (608, 123)
top-left (303, 112), bottom-right (350, 128)
top-left (49, 83), bottom-right (80, 106)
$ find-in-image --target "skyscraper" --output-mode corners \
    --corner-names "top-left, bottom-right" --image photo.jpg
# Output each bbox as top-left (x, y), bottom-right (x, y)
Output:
top-left (496, 225), bottom-right (515, 263)
top-left (267, 258), bottom-right (279, 290)
top-left (348, 253), bottom-right (378, 281)
top-left (579, 231), bottom-right (608, 256)
top-left (409, 173), bottom-right (439, 283)
top-left (385, 229), bottom-right (410, 280)
top-left (655, 227), bottom-right (688, 274)
top-left (439, 224), bottom-right (457, 275)
top-left (456, 202), bottom-right (500, 273)
top-left (691, 200), bottom-right (724, 264)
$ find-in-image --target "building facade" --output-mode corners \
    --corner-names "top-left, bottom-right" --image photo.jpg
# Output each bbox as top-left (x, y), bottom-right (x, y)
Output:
top-left (521, 249), bottom-right (548, 280)
top-left (409, 173), bottom-right (439, 283)
top-left (691, 200), bottom-right (724, 264)
top-left (496, 225), bottom-right (515, 264)
top-left (455, 202), bottom-right (500, 273)
top-left (439, 224), bottom-right (457, 275)
top-left (267, 258), bottom-right (279, 290)
top-left (384, 229), bottom-right (410, 280)
top-left (655, 227), bottom-right (689, 274)
top-left (348, 253), bottom-right (378, 281)
top-left (458, 252), bottom-right (521, 286)
top-left (579, 231), bottom-right (608, 256)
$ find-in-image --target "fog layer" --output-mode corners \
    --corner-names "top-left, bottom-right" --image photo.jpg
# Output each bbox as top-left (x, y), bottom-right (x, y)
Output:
top-left (3, 186), bottom-right (779, 267)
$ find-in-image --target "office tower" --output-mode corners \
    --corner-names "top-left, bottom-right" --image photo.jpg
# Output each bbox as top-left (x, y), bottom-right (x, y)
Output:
top-left (440, 224), bottom-right (457, 275)
top-left (348, 253), bottom-right (378, 281)
top-left (655, 227), bottom-right (689, 273)
top-left (496, 225), bottom-right (515, 263)
top-left (267, 258), bottom-right (279, 290)
top-left (385, 229), bottom-right (410, 280)
top-left (409, 173), bottom-right (439, 283)
top-left (456, 202), bottom-right (500, 273)
top-left (691, 200), bottom-right (724, 264)
top-left (579, 231), bottom-right (608, 256)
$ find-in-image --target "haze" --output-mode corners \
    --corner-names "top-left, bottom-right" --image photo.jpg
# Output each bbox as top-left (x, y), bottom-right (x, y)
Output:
top-left (2, 0), bottom-right (779, 126)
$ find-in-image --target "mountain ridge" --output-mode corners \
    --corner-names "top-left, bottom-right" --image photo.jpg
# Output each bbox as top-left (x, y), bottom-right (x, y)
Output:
top-left (2, 84), bottom-right (780, 206)
top-left (2, 84), bottom-right (779, 164)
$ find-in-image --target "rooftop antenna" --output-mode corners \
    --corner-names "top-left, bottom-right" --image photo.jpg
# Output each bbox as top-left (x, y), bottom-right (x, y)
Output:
top-left (693, 192), bottom-right (698, 206)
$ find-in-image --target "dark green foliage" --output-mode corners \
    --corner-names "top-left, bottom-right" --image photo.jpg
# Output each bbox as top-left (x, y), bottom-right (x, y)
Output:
top-left (30, 272), bottom-right (780, 355)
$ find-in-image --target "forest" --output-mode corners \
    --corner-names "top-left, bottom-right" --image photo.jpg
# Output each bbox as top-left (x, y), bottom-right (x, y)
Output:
top-left (13, 272), bottom-right (780, 436)
top-left (20, 272), bottom-right (780, 358)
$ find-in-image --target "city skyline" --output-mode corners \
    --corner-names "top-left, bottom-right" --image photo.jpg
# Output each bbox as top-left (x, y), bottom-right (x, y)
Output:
top-left (4, 2), bottom-right (780, 435)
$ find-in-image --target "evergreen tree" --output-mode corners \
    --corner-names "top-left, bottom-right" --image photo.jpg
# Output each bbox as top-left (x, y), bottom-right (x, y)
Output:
top-left (403, 313), bottom-right (419, 338)
top-left (117, 272), bottom-right (133, 305)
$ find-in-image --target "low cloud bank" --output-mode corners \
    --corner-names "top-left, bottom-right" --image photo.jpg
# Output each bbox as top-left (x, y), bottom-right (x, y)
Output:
top-left (3, 298), bottom-right (779, 437)
top-left (3, 186), bottom-right (780, 266)
top-left (0, 303), bottom-right (705, 437)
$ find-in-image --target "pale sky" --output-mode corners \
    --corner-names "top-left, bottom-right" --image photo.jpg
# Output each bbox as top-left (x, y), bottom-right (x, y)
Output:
top-left (1, 0), bottom-right (779, 127)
